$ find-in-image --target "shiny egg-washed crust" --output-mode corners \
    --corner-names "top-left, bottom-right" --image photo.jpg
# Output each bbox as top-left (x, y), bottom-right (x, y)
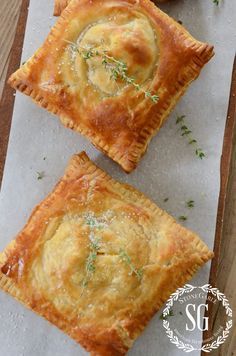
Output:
top-left (0, 152), bottom-right (213, 355)
top-left (53, 0), bottom-right (172, 16)
top-left (9, 0), bottom-right (214, 172)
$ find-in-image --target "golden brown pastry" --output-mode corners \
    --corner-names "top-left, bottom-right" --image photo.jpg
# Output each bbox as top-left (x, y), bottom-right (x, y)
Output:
top-left (54, 0), bottom-right (69, 16)
top-left (9, 0), bottom-right (214, 172)
top-left (54, 0), bottom-right (172, 16)
top-left (0, 152), bottom-right (213, 355)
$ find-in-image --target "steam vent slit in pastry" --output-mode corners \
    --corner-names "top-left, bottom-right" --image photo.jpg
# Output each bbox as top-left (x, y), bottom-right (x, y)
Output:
top-left (0, 152), bottom-right (213, 355)
top-left (8, 0), bottom-right (214, 172)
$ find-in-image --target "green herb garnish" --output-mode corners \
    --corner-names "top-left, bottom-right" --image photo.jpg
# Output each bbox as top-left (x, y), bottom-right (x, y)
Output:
top-left (85, 215), bottom-right (106, 230)
top-left (176, 115), bottom-right (206, 159)
top-left (186, 200), bottom-right (195, 208)
top-left (119, 248), bottom-right (143, 281)
top-left (164, 198), bottom-right (169, 203)
top-left (195, 148), bottom-right (205, 160)
top-left (179, 215), bottom-right (187, 222)
top-left (213, 0), bottom-right (219, 5)
top-left (176, 115), bottom-right (185, 124)
top-left (160, 308), bottom-right (174, 320)
top-left (37, 171), bottom-right (45, 180)
top-left (65, 40), bottom-right (159, 104)
top-left (80, 213), bottom-right (109, 294)
top-left (81, 213), bottom-right (144, 294)
top-left (81, 237), bottom-right (100, 295)
top-left (189, 139), bottom-right (197, 145)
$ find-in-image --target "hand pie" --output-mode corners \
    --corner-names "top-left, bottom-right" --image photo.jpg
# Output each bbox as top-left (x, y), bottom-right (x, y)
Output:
top-left (54, 0), bottom-right (173, 16)
top-left (0, 152), bottom-right (213, 355)
top-left (9, 0), bottom-right (214, 172)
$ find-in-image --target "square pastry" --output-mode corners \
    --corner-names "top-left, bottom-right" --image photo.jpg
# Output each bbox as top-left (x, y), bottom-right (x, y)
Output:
top-left (9, 0), bottom-right (214, 172)
top-left (0, 152), bottom-right (213, 355)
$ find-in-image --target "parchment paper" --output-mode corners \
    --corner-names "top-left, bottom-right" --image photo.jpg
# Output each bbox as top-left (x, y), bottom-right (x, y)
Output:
top-left (0, 0), bottom-right (235, 355)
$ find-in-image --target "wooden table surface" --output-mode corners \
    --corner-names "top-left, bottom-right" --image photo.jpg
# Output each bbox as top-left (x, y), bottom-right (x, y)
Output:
top-left (0, 0), bottom-right (235, 355)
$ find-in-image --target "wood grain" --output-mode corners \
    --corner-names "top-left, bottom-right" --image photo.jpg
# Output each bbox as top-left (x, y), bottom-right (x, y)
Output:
top-left (203, 57), bottom-right (236, 356)
top-left (0, 1), bottom-right (235, 355)
top-left (0, 0), bottom-right (21, 98)
top-left (0, 0), bottom-right (30, 186)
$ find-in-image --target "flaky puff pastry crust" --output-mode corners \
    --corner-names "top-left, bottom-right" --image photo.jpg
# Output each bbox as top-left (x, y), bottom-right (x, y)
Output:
top-left (54, 0), bottom-right (173, 16)
top-left (9, 0), bottom-right (214, 172)
top-left (0, 152), bottom-right (213, 355)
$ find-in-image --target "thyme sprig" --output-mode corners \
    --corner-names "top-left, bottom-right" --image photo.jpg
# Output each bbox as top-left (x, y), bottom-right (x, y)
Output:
top-left (80, 213), bottom-right (108, 294)
top-left (176, 115), bottom-right (206, 159)
top-left (119, 248), bottom-right (143, 281)
top-left (213, 0), bottom-right (219, 5)
top-left (81, 213), bottom-right (144, 294)
top-left (65, 40), bottom-right (159, 103)
top-left (81, 237), bottom-right (100, 295)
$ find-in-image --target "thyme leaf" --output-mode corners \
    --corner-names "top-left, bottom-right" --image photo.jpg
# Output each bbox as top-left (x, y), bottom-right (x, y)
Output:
top-left (179, 215), bottom-right (187, 222)
top-left (119, 248), bottom-right (143, 281)
top-left (37, 171), bottom-right (45, 180)
top-left (160, 308), bottom-right (174, 320)
top-left (196, 148), bottom-right (205, 159)
top-left (176, 115), bottom-right (185, 124)
top-left (186, 200), bottom-right (195, 208)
